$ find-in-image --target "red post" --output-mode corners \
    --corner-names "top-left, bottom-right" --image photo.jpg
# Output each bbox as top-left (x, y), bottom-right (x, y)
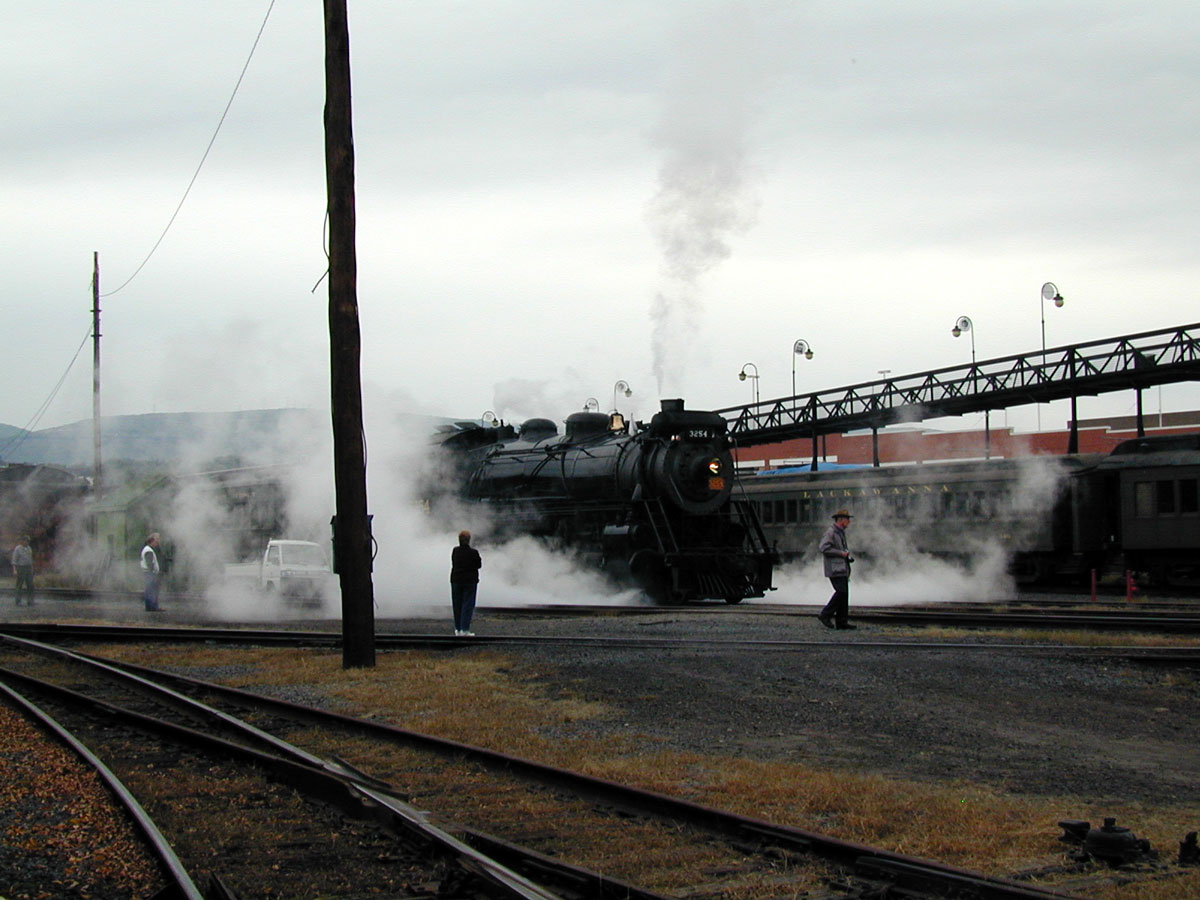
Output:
top-left (1090, 569), bottom-right (1097, 603)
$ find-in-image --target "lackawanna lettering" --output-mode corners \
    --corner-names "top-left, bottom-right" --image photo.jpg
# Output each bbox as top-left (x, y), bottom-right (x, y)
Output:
top-left (797, 484), bottom-right (951, 500)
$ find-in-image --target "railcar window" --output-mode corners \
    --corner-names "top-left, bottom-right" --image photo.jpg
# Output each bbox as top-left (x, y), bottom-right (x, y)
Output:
top-left (1134, 482), bottom-right (1154, 518)
top-left (1157, 480), bottom-right (1176, 515)
top-left (941, 492), bottom-right (954, 518)
top-left (1132, 482), bottom-right (1152, 518)
top-left (761, 501), bottom-right (773, 524)
top-left (1182, 479), bottom-right (1199, 515)
top-left (799, 498), bottom-right (812, 522)
top-left (774, 499), bottom-right (787, 523)
top-left (786, 498), bottom-right (798, 523)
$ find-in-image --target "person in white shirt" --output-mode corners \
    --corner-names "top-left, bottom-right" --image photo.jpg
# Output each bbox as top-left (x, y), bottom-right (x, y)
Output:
top-left (140, 533), bottom-right (162, 611)
top-left (11, 537), bottom-right (34, 606)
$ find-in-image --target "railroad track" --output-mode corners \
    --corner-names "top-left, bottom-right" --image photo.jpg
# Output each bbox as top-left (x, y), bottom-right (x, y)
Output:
top-left (1, 620), bottom-right (1198, 676)
top-left (1, 635), bottom-right (623, 900)
top-left (0, 633), bottom-right (1094, 900)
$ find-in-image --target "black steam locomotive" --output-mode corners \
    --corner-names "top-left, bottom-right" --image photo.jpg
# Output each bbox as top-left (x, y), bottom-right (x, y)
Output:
top-left (431, 399), bottom-right (777, 604)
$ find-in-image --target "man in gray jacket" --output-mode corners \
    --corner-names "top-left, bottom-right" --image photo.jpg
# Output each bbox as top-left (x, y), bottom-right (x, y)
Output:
top-left (818, 510), bottom-right (855, 630)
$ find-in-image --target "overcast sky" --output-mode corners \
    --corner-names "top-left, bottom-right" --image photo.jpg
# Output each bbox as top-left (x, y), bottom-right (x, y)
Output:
top-left (5, 1), bottom-right (1199, 436)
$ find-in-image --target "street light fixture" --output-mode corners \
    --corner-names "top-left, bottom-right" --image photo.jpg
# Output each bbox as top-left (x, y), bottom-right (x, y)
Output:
top-left (1039, 282), bottom-right (1064, 430)
top-left (612, 380), bottom-right (632, 413)
top-left (951, 316), bottom-right (975, 362)
top-left (583, 397), bottom-right (599, 412)
top-left (791, 340), bottom-right (813, 398)
top-left (738, 363), bottom-right (760, 406)
top-left (1040, 282), bottom-right (1064, 359)
top-left (481, 410), bottom-right (498, 426)
top-left (952, 315), bottom-right (990, 457)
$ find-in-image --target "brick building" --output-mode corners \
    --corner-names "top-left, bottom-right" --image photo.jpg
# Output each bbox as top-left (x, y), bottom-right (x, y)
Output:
top-left (733, 410), bottom-right (1200, 471)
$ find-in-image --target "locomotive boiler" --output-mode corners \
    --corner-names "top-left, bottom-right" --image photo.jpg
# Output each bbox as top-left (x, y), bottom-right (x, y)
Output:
top-left (431, 399), bottom-right (777, 604)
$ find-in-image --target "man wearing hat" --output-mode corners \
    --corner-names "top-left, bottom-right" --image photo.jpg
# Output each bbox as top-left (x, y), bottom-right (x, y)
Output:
top-left (818, 510), bottom-right (855, 629)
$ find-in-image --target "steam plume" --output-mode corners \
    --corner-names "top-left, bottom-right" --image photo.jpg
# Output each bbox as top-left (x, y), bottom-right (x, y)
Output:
top-left (646, 7), bottom-right (764, 394)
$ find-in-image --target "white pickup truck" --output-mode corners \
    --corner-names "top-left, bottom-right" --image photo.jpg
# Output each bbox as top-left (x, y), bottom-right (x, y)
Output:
top-left (223, 539), bottom-right (334, 602)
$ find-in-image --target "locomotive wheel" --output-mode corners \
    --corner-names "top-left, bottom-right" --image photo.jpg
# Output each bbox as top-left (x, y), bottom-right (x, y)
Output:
top-left (724, 595), bottom-right (743, 605)
top-left (629, 550), bottom-right (670, 603)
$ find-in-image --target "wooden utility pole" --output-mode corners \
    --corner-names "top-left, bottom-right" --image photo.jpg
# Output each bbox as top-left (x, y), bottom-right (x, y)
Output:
top-left (92, 252), bottom-right (102, 497)
top-left (324, 0), bottom-right (375, 667)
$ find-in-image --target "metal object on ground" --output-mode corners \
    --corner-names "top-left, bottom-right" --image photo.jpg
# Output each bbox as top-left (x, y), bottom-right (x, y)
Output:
top-left (1180, 831), bottom-right (1199, 866)
top-left (1057, 820), bottom-right (1090, 845)
top-left (1082, 818), bottom-right (1155, 867)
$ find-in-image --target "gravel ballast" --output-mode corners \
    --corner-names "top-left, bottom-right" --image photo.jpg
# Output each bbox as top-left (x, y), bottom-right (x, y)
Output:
top-left (419, 605), bottom-right (1200, 811)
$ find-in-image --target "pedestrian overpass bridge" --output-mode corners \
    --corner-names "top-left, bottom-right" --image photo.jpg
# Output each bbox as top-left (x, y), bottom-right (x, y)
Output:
top-left (716, 322), bottom-right (1200, 460)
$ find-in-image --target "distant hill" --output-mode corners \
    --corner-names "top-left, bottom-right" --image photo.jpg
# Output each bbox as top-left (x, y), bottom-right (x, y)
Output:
top-left (0, 409), bottom-right (457, 469)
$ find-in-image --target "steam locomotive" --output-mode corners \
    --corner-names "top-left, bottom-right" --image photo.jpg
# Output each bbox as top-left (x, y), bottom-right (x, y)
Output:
top-left (430, 399), bottom-right (777, 604)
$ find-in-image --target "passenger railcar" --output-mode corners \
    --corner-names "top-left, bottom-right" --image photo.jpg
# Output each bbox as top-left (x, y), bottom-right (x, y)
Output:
top-left (735, 433), bottom-right (1200, 587)
top-left (735, 456), bottom-right (1096, 582)
top-left (1073, 434), bottom-right (1200, 586)
top-left (430, 399), bottom-right (777, 604)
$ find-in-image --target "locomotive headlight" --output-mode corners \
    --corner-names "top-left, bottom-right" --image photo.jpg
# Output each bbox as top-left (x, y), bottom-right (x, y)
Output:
top-left (708, 458), bottom-right (723, 476)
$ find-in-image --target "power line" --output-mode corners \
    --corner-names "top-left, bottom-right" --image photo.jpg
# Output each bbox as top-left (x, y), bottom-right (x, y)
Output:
top-left (103, 0), bottom-right (278, 297)
top-left (0, 323), bottom-right (93, 460)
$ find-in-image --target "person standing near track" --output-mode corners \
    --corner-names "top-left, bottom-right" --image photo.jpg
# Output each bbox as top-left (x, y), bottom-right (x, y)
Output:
top-left (818, 510), bottom-right (855, 630)
top-left (450, 529), bottom-right (482, 636)
top-left (140, 533), bottom-right (162, 611)
top-left (11, 536), bottom-right (34, 606)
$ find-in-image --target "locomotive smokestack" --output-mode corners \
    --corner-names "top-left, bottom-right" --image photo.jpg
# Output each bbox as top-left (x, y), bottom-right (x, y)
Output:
top-left (661, 399), bottom-right (685, 413)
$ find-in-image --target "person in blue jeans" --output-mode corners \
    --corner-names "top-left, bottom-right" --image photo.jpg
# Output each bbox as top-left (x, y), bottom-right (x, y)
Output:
top-left (450, 530), bottom-right (482, 636)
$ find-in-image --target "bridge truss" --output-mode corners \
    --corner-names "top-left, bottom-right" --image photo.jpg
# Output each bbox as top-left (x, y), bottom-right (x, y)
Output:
top-left (717, 322), bottom-right (1200, 459)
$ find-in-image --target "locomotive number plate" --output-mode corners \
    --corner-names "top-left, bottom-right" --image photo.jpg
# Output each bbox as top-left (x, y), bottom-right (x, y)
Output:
top-left (708, 477), bottom-right (726, 490)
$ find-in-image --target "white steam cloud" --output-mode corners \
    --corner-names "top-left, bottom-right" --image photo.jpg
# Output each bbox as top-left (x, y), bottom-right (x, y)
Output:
top-left (92, 396), bottom-right (650, 623)
top-left (646, 7), bottom-right (765, 395)
top-left (757, 456), bottom-right (1071, 607)
top-left (365, 406), bottom-right (645, 618)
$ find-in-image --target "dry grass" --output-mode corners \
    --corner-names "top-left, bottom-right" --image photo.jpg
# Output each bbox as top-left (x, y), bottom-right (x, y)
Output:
top-left (87, 642), bottom-right (1200, 899)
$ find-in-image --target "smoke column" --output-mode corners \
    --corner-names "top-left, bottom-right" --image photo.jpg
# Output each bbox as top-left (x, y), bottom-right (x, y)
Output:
top-left (646, 6), bottom-right (765, 395)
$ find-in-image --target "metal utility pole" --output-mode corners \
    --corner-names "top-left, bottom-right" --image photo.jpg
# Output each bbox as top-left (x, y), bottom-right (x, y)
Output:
top-left (92, 252), bottom-right (102, 497)
top-left (324, 0), bottom-right (375, 668)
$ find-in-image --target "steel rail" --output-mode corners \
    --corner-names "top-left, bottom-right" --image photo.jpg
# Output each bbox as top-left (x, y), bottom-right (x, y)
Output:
top-left (0, 662), bottom-right (569, 900)
top-left (853, 608), bottom-right (1200, 633)
top-left (78, 648), bottom-right (1091, 900)
top-left (0, 636), bottom-right (658, 900)
top-left (3, 617), bottom-right (1198, 659)
top-left (854, 607), bottom-right (1200, 633)
top-left (0, 678), bottom-right (206, 900)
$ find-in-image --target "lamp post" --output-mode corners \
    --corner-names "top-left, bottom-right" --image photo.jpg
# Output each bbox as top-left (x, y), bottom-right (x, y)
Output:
top-left (791, 340), bottom-right (813, 399)
top-left (583, 397), bottom-right (600, 412)
top-left (952, 315), bottom-right (990, 457)
top-left (612, 380), bottom-right (632, 413)
top-left (951, 316), bottom-right (975, 363)
top-left (738, 363), bottom-right (760, 406)
top-left (1039, 282), bottom-right (1064, 430)
top-left (481, 410), bottom-right (498, 426)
